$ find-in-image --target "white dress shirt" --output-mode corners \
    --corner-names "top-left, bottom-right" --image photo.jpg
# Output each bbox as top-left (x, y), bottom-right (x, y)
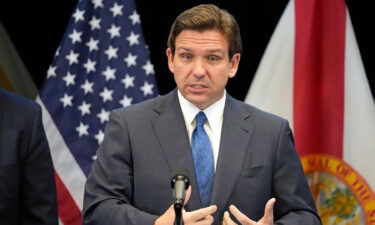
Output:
top-left (177, 90), bottom-right (226, 170)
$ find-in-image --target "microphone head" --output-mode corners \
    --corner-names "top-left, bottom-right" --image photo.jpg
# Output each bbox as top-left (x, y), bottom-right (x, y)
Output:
top-left (171, 168), bottom-right (190, 189)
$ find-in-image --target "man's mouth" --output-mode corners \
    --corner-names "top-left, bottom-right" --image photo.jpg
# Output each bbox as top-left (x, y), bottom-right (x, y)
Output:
top-left (191, 85), bottom-right (205, 89)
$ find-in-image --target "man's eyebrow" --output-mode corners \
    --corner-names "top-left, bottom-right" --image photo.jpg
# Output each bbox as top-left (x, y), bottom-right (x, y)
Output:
top-left (176, 47), bottom-right (225, 54)
top-left (176, 47), bottom-right (192, 52)
top-left (207, 49), bottom-right (225, 53)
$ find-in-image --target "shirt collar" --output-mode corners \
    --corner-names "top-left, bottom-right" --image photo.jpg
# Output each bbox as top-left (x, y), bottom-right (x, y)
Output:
top-left (178, 90), bottom-right (226, 128)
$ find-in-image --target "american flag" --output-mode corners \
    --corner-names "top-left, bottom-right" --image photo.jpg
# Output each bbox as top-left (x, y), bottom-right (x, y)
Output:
top-left (36, 0), bottom-right (158, 224)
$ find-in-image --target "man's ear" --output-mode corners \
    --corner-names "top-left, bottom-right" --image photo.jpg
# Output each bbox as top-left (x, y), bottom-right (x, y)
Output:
top-left (166, 48), bottom-right (174, 73)
top-left (228, 53), bottom-right (241, 78)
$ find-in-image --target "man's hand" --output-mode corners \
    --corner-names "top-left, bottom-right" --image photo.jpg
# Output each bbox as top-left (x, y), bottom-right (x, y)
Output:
top-left (222, 198), bottom-right (276, 225)
top-left (182, 205), bottom-right (217, 225)
top-left (153, 187), bottom-right (217, 225)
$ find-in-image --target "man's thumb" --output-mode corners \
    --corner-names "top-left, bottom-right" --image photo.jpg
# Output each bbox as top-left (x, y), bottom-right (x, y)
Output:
top-left (261, 198), bottom-right (276, 223)
top-left (184, 186), bottom-right (192, 205)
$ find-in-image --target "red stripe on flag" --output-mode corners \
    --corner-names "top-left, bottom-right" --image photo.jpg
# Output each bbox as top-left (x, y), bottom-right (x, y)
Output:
top-left (55, 171), bottom-right (82, 225)
top-left (294, 0), bottom-right (346, 157)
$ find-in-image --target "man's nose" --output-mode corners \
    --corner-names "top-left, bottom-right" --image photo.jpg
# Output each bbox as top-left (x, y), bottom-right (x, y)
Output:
top-left (192, 59), bottom-right (206, 79)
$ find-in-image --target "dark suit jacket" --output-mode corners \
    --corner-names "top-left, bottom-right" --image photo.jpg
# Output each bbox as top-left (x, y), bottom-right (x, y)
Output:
top-left (83, 89), bottom-right (321, 225)
top-left (0, 89), bottom-right (58, 225)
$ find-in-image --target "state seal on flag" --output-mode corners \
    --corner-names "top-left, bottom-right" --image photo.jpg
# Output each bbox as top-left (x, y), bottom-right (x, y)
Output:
top-left (301, 154), bottom-right (375, 225)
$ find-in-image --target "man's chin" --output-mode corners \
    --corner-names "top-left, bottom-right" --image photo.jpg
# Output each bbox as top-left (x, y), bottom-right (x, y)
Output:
top-left (186, 97), bottom-right (210, 110)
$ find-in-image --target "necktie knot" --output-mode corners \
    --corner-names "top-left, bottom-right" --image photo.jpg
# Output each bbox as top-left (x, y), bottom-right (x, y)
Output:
top-left (196, 111), bottom-right (207, 127)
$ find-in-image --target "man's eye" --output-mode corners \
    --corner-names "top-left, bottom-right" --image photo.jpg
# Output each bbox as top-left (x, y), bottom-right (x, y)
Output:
top-left (209, 56), bottom-right (219, 61)
top-left (182, 54), bottom-right (191, 60)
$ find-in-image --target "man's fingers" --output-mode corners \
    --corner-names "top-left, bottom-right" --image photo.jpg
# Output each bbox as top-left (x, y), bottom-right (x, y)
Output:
top-left (229, 205), bottom-right (256, 225)
top-left (192, 215), bottom-right (214, 225)
top-left (183, 205), bottom-right (217, 223)
top-left (261, 198), bottom-right (276, 223)
top-left (153, 204), bottom-right (175, 225)
top-left (222, 211), bottom-right (236, 225)
top-left (184, 186), bottom-right (192, 205)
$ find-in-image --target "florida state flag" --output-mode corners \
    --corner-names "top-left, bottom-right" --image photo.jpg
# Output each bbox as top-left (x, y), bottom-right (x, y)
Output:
top-left (245, 0), bottom-right (375, 224)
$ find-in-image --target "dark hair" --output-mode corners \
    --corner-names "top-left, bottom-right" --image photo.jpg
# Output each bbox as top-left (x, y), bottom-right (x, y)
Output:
top-left (167, 4), bottom-right (242, 59)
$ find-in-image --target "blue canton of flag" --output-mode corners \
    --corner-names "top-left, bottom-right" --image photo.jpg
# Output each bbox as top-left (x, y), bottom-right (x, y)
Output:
top-left (40, 0), bottom-right (158, 176)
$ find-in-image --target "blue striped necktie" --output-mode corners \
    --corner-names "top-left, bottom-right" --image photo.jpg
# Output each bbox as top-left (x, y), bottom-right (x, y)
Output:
top-left (192, 111), bottom-right (215, 207)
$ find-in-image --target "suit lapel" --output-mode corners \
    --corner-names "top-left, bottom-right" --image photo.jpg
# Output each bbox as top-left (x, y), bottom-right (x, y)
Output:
top-left (211, 96), bottom-right (255, 222)
top-left (151, 90), bottom-right (201, 210)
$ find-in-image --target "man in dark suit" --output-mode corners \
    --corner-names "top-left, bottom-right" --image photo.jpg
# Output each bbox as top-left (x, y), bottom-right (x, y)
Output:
top-left (0, 88), bottom-right (58, 225)
top-left (83, 4), bottom-right (321, 225)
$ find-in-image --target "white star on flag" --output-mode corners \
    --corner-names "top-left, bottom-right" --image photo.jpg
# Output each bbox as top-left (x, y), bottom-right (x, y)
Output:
top-left (91, 0), bottom-right (103, 9)
top-left (107, 24), bottom-right (121, 39)
top-left (119, 95), bottom-right (133, 107)
top-left (78, 101), bottom-right (92, 116)
top-left (80, 80), bottom-right (94, 94)
top-left (47, 65), bottom-right (57, 78)
top-left (129, 10), bottom-right (140, 25)
top-left (65, 50), bottom-right (80, 65)
top-left (83, 59), bottom-right (97, 73)
top-left (110, 2), bottom-right (124, 17)
top-left (104, 45), bottom-right (118, 60)
top-left (102, 66), bottom-right (116, 81)
top-left (54, 47), bottom-right (60, 57)
top-left (121, 74), bottom-right (135, 89)
top-left (94, 130), bottom-right (104, 144)
top-left (97, 108), bottom-right (110, 123)
top-left (69, 29), bottom-right (83, 44)
top-left (126, 31), bottom-right (140, 46)
top-left (72, 9), bottom-right (85, 23)
top-left (140, 81), bottom-right (154, 96)
top-left (142, 60), bottom-right (155, 75)
top-left (89, 16), bottom-right (101, 30)
top-left (124, 52), bottom-right (137, 67)
top-left (76, 122), bottom-right (89, 137)
top-left (99, 87), bottom-right (113, 102)
top-left (86, 37), bottom-right (99, 52)
top-left (62, 72), bottom-right (76, 86)
top-left (60, 93), bottom-right (74, 108)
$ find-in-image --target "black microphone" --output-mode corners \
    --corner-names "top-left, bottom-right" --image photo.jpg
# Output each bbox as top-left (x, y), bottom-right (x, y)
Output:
top-left (171, 168), bottom-right (190, 225)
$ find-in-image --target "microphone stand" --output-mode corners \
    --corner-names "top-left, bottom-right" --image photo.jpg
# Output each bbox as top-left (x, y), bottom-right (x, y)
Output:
top-left (174, 203), bottom-right (183, 225)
